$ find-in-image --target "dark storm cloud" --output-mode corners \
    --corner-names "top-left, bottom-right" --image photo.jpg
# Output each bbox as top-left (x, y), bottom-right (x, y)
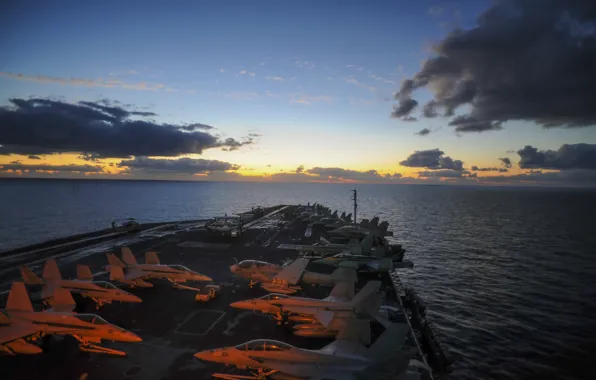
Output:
top-left (403, 116), bottom-right (418, 122)
top-left (0, 163), bottom-right (104, 173)
top-left (179, 123), bottom-right (215, 131)
top-left (27, 155), bottom-right (41, 160)
top-left (306, 167), bottom-right (401, 182)
top-left (78, 153), bottom-right (102, 162)
top-left (415, 128), bottom-right (431, 136)
top-left (118, 157), bottom-right (240, 174)
top-left (499, 157), bottom-right (512, 168)
top-left (517, 144), bottom-right (596, 170)
top-left (295, 165), bottom-right (305, 173)
top-left (471, 166), bottom-right (508, 172)
top-left (393, 0), bottom-right (596, 131)
top-left (448, 116), bottom-right (503, 133)
top-left (0, 98), bottom-right (252, 157)
top-left (418, 169), bottom-right (472, 178)
top-left (390, 98), bottom-right (418, 118)
top-left (399, 149), bottom-right (463, 170)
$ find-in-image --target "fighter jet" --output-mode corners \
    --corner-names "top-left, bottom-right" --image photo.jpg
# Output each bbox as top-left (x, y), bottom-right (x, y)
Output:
top-left (312, 253), bottom-right (398, 272)
top-left (230, 280), bottom-right (381, 332)
top-left (229, 258), bottom-right (356, 294)
top-left (328, 217), bottom-right (393, 238)
top-left (105, 247), bottom-right (211, 288)
top-left (20, 259), bottom-right (142, 309)
top-left (278, 234), bottom-right (376, 257)
top-left (195, 319), bottom-right (426, 380)
top-left (0, 282), bottom-right (141, 356)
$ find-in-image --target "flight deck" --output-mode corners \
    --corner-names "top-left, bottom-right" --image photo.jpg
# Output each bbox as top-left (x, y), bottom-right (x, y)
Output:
top-left (0, 204), bottom-right (451, 380)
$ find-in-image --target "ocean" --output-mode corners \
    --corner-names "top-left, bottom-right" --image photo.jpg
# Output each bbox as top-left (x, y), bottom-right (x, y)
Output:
top-left (1, 178), bottom-right (595, 379)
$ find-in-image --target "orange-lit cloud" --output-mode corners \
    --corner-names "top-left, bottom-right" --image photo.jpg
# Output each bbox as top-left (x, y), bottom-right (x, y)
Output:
top-left (0, 72), bottom-right (173, 92)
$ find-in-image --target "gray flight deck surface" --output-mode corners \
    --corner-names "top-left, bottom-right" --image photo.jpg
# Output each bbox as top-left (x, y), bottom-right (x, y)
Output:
top-left (0, 205), bottom-right (426, 380)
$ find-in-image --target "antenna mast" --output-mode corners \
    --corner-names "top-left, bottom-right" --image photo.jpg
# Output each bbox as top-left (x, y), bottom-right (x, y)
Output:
top-left (351, 189), bottom-right (357, 225)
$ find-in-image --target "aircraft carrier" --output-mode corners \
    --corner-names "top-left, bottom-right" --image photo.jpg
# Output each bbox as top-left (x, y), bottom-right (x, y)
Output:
top-left (0, 203), bottom-right (452, 380)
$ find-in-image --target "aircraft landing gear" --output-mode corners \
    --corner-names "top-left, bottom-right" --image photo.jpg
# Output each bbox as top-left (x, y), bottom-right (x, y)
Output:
top-left (212, 368), bottom-right (279, 380)
top-left (248, 280), bottom-right (258, 289)
top-left (72, 335), bottom-right (127, 356)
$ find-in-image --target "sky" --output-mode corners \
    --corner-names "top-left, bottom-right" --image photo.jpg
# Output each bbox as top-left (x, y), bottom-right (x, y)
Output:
top-left (1, 0), bottom-right (595, 186)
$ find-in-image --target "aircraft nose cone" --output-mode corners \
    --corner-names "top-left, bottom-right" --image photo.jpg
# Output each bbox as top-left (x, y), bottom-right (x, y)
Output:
top-left (229, 301), bottom-right (249, 310)
top-left (130, 294), bottom-right (143, 303)
top-left (194, 350), bottom-right (211, 361)
top-left (124, 331), bottom-right (143, 342)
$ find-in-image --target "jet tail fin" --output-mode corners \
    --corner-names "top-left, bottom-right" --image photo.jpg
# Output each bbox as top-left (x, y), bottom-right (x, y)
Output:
top-left (20, 265), bottom-right (43, 285)
top-left (43, 259), bottom-right (62, 282)
top-left (319, 236), bottom-right (332, 245)
top-left (76, 265), bottom-right (94, 281)
top-left (348, 281), bottom-right (381, 312)
top-left (108, 264), bottom-right (126, 282)
top-left (369, 217), bottom-right (379, 229)
top-left (336, 318), bottom-right (371, 345)
top-left (47, 287), bottom-right (76, 312)
top-left (360, 235), bottom-right (374, 252)
top-left (6, 282), bottom-right (34, 312)
top-left (364, 323), bottom-right (410, 363)
top-left (145, 251), bottom-right (160, 265)
top-left (345, 213), bottom-right (352, 222)
top-left (121, 247), bottom-right (138, 266)
top-left (328, 281), bottom-right (355, 301)
top-left (330, 268), bottom-right (357, 284)
top-left (106, 252), bottom-right (126, 268)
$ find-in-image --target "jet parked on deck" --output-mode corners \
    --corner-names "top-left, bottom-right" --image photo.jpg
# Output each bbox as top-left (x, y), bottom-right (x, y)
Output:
top-left (229, 257), bottom-right (356, 294)
top-left (0, 282), bottom-right (141, 356)
top-left (20, 259), bottom-right (142, 309)
top-left (230, 281), bottom-right (381, 334)
top-left (105, 247), bottom-right (211, 288)
top-left (195, 319), bottom-right (426, 380)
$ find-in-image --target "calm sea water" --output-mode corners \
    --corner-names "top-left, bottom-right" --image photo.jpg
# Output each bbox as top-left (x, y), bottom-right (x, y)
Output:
top-left (1, 179), bottom-right (595, 379)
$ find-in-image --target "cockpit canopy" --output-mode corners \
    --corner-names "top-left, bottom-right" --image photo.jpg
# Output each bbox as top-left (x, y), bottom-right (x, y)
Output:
top-left (235, 339), bottom-right (293, 351)
top-left (75, 314), bottom-right (109, 325)
top-left (259, 293), bottom-right (289, 301)
top-left (94, 281), bottom-right (120, 290)
top-left (237, 260), bottom-right (272, 269)
top-left (168, 265), bottom-right (192, 272)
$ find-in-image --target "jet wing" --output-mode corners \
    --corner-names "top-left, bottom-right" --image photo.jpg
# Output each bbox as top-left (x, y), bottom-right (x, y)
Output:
top-left (0, 323), bottom-right (39, 344)
top-left (273, 258), bottom-right (309, 285)
top-left (126, 268), bottom-right (150, 280)
top-left (314, 310), bottom-right (336, 328)
top-left (277, 244), bottom-right (345, 253)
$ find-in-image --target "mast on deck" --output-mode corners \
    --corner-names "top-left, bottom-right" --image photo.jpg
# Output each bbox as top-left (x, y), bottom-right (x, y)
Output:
top-left (351, 189), bottom-right (357, 225)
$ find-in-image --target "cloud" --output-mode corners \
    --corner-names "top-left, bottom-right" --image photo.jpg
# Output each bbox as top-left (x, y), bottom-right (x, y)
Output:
top-left (499, 157), bottom-right (512, 168)
top-left (265, 76), bottom-right (284, 81)
top-left (27, 155), bottom-right (41, 160)
top-left (305, 167), bottom-right (402, 182)
top-left (415, 128), bottom-right (431, 136)
top-left (391, 98), bottom-right (419, 118)
top-left (517, 144), bottom-right (596, 170)
top-left (418, 169), bottom-right (471, 178)
top-left (393, 1), bottom-right (596, 131)
top-left (479, 169), bottom-right (596, 187)
top-left (428, 6), bottom-right (444, 16)
top-left (471, 166), bottom-right (508, 172)
top-left (0, 98), bottom-right (253, 158)
top-left (289, 94), bottom-right (333, 105)
top-left (295, 60), bottom-right (316, 69)
top-left (399, 148), bottom-right (463, 170)
top-left (449, 116), bottom-right (503, 133)
top-left (1, 72), bottom-right (171, 92)
top-left (118, 157), bottom-right (239, 174)
top-left (295, 165), bottom-right (304, 173)
top-left (0, 163), bottom-right (104, 173)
